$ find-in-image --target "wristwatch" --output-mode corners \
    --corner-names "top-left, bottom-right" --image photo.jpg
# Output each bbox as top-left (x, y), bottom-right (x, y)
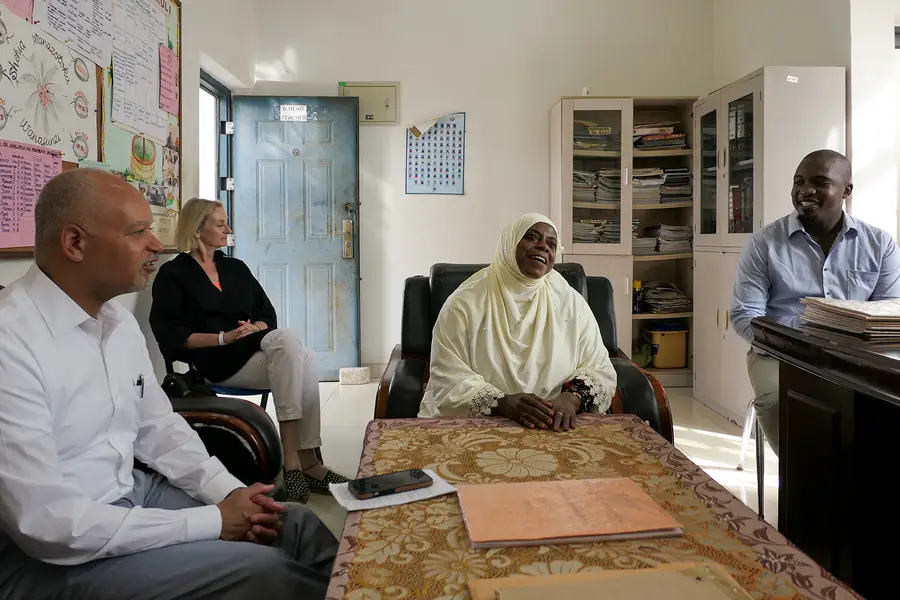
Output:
top-left (218, 331), bottom-right (225, 346)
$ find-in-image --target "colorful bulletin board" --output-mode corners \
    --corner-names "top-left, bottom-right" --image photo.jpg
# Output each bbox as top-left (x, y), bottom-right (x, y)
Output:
top-left (0, 0), bottom-right (182, 257)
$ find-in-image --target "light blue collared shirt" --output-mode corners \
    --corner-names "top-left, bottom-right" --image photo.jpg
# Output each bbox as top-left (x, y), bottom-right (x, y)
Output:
top-left (731, 211), bottom-right (900, 344)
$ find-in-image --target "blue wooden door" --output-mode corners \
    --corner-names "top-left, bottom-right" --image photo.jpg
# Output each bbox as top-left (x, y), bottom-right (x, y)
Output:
top-left (233, 96), bottom-right (359, 381)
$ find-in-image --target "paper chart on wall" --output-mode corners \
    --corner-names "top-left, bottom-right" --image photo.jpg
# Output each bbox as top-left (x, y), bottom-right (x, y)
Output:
top-left (0, 5), bottom-right (99, 162)
top-left (110, 0), bottom-right (167, 142)
top-left (0, 139), bottom-right (62, 249)
top-left (405, 112), bottom-right (466, 195)
top-left (32, 0), bottom-right (113, 68)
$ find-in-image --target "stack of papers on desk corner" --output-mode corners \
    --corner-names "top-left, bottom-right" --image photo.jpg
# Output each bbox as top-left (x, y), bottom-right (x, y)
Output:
top-left (800, 298), bottom-right (900, 342)
top-left (328, 469), bottom-right (456, 511)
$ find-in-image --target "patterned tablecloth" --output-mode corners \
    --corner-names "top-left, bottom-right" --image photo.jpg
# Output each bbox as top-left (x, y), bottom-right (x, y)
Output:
top-left (326, 415), bottom-right (860, 600)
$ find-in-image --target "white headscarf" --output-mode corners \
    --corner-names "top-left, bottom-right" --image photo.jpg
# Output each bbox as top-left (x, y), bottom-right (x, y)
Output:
top-left (418, 213), bottom-right (617, 418)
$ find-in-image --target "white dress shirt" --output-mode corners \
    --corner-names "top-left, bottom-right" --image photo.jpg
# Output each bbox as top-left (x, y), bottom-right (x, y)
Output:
top-left (0, 266), bottom-right (244, 566)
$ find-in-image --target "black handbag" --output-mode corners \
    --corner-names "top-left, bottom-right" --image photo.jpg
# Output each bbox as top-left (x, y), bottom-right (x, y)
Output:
top-left (161, 367), bottom-right (215, 398)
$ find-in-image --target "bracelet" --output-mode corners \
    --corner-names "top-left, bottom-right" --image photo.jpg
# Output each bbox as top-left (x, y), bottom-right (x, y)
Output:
top-left (218, 331), bottom-right (225, 346)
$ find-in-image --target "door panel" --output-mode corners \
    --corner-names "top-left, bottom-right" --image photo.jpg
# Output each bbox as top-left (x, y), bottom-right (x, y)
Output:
top-left (693, 98), bottom-right (720, 248)
top-left (571, 254), bottom-right (633, 356)
top-left (719, 251), bottom-right (754, 421)
top-left (692, 251), bottom-right (721, 407)
top-left (233, 96), bottom-right (360, 380)
top-left (721, 76), bottom-right (762, 249)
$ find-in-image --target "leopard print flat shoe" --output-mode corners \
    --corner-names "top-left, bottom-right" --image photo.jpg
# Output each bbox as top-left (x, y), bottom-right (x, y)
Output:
top-left (304, 470), bottom-right (350, 495)
top-left (283, 469), bottom-right (311, 503)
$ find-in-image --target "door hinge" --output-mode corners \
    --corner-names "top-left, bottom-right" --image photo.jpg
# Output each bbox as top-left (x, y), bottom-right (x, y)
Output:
top-left (222, 177), bottom-right (235, 191)
top-left (221, 121), bottom-right (235, 135)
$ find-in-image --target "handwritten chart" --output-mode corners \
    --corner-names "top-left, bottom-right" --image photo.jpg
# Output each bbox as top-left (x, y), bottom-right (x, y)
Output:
top-left (111, 0), bottom-right (167, 142)
top-left (158, 43), bottom-right (178, 115)
top-left (0, 6), bottom-right (98, 162)
top-left (32, 0), bottom-right (114, 67)
top-left (0, 140), bottom-right (62, 249)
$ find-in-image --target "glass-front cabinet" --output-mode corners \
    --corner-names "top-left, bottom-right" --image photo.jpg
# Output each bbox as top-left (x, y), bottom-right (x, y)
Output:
top-left (552, 98), bottom-right (633, 255)
top-left (693, 99), bottom-right (719, 248)
top-left (691, 76), bottom-right (762, 249)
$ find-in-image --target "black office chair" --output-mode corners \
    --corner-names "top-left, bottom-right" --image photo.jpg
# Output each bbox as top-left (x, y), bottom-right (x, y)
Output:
top-left (376, 263), bottom-right (675, 443)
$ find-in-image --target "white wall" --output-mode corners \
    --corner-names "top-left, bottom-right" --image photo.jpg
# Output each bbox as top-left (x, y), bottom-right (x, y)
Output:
top-left (250, 0), bottom-right (714, 364)
top-left (711, 0), bottom-right (850, 91)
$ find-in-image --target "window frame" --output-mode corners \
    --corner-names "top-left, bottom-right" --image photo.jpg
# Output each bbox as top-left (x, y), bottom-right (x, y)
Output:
top-left (199, 71), bottom-right (234, 253)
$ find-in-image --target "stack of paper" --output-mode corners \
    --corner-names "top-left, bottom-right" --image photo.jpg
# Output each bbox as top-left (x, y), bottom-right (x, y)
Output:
top-left (572, 170), bottom-right (597, 203)
top-left (645, 224), bottom-right (693, 254)
top-left (594, 169), bottom-right (621, 203)
top-left (660, 168), bottom-right (692, 203)
top-left (456, 478), bottom-right (681, 549)
top-left (642, 281), bottom-right (693, 314)
top-left (801, 298), bottom-right (900, 342)
top-left (633, 237), bottom-right (659, 255)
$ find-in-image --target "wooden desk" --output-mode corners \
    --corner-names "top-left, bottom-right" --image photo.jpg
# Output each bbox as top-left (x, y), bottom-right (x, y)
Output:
top-left (752, 317), bottom-right (900, 599)
top-left (326, 415), bottom-right (859, 600)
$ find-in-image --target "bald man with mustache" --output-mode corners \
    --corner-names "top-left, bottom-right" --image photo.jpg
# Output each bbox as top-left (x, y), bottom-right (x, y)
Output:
top-left (0, 170), bottom-right (337, 599)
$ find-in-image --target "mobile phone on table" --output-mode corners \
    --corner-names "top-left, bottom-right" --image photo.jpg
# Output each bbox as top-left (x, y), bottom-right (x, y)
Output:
top-left (348, 469), bottom-right (433, 500)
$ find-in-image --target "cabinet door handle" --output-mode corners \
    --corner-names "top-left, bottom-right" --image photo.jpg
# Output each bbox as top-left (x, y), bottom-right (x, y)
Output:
top-left (625, 276), bottom-right (630, 294)
top-left (716, 308), bottom-right (719, 328)
top-left (725, 310), bottom-right (730, 330)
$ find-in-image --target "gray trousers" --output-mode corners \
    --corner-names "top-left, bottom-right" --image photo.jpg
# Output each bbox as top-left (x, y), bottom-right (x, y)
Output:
top-left (747, 350), bottom-right (780, 457)
top-left (0, 469), bottom-right (338, 600)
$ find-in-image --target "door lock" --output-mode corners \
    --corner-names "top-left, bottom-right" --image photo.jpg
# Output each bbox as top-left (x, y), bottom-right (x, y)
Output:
top-left (342, 220), bottom-right (354, 259)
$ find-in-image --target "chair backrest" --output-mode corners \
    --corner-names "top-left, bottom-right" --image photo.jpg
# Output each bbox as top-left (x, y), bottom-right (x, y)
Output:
top-left (400, 263), bottom-right (618, 358)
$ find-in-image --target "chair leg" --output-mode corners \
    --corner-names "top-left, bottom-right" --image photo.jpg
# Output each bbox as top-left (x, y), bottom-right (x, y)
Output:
top-left (737, 401), bottom-right (756, 471)
top-left (260, 392), bottom-right (269, 411)
top-left (755, 418), bottom-right (765, 519)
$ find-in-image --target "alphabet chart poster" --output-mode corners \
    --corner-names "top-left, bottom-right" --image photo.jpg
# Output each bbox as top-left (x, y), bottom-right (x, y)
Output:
top-left (405, 112), bottom-right (465, 195)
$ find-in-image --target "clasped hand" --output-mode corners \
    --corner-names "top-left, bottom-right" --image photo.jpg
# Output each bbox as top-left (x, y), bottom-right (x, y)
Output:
top-left (217, 483), bottom-right (285, 545)
top-left (497, 392), bottom-right (580, 432)
top-left (223, 320), bottom-right (264, 344)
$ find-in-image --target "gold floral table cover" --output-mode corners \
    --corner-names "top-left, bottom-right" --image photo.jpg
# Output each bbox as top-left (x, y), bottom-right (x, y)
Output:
top-left (326, 415), bottom-right (860, 600)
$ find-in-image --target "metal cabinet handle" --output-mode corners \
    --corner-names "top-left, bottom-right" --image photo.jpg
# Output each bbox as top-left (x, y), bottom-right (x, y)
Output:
top-left (716, 308), bottom-right (719, 328)
top-left (342, 220), bottom-right (354, 259)
top-left (725, 310), bottom-right (730, 330)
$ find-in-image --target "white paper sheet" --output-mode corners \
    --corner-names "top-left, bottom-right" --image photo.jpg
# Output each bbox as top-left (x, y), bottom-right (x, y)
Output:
top-left (33, 0), bottom-right (113, 68)
top-left (110, 0), bottom-right (167, 142)
top-left (328, 469), bottom-right (457, 512)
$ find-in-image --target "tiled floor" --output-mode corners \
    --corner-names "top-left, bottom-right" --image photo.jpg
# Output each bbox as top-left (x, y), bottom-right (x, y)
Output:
top-left (254, 383), bottom-right (779, 536)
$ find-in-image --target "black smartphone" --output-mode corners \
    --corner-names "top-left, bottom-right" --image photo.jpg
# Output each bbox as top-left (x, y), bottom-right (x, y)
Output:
top-left (348, 469), bottom-right (433, 500)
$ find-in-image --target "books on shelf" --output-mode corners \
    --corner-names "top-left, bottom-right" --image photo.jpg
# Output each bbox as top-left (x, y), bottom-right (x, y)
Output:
top-left (573, 219), bottom-right (639, 243)
top-left (632, 167), bottom-right (693, 206)
top-left (469, 563), bottom-right (753, 600)
top-left (456, 478), bottom-right (682, 549)
top-left (641, 281), bottom-right (693, 314)
top-left (800, 298), bottom-right (900, 341)
top-left (635, 132), bottom-right (687, 149)
top-left (641, 223), bottom-right (693, 254)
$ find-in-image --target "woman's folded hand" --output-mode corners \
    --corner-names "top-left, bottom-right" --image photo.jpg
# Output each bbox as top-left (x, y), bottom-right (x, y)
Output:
top-left (497, 394), bottom-right (554, 430)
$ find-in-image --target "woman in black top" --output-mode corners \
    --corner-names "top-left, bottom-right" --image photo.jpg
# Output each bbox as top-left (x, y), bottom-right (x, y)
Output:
top-left (150, 199), bottom-right (348, 503)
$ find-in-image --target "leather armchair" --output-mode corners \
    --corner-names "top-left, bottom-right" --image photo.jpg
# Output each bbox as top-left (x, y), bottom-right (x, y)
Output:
top-left (160, 359), bottom-right (284, 485)
top-left (171, 395), bottom-right (284, 485)
top-left (375, 263), bottom-right (675, 443)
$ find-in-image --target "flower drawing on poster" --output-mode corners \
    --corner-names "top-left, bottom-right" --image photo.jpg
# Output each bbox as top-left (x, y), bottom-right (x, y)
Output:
top-left (0, 6), bottom-right (98, 161)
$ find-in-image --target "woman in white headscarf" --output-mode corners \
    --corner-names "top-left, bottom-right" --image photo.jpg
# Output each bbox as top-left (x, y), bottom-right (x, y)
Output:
top-left (418, 213), bottom-right (617, 431)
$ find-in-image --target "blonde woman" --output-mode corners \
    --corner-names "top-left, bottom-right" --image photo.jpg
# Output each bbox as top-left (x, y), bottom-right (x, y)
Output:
top-left (149, 198), bottom-right (348, 503)
top-left (419, 213), bottom-right (617, 431)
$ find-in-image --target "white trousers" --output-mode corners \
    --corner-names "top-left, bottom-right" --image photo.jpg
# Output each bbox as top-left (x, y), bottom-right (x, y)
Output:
top-left (217, 329), bottom-right (322, 450)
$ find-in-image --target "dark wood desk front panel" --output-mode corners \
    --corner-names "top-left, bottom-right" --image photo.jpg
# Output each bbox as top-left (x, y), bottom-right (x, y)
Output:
top-left (753, 317), bottom-right (900, 600)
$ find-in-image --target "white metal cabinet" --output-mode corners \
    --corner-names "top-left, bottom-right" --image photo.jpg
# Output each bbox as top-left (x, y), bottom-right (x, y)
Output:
top-left (571, 254), bottom-right (633, 356)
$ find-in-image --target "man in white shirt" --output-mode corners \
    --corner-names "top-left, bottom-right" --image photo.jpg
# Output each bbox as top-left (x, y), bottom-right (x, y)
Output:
top-left (0, 170), bottom-right (338, 599)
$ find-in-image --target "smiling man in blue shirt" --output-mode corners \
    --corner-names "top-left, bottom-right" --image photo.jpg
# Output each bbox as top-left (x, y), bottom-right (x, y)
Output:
top-left (731, 149), bottom-right (900, 456)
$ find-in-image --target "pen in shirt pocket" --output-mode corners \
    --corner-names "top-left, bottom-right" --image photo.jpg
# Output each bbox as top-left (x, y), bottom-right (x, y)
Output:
top-left (135, 374), bottom-right (144, 398)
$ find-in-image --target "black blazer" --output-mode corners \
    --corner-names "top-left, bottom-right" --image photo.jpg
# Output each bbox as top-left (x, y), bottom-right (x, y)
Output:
top-left (149, 251), bottom-right (278, 382)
